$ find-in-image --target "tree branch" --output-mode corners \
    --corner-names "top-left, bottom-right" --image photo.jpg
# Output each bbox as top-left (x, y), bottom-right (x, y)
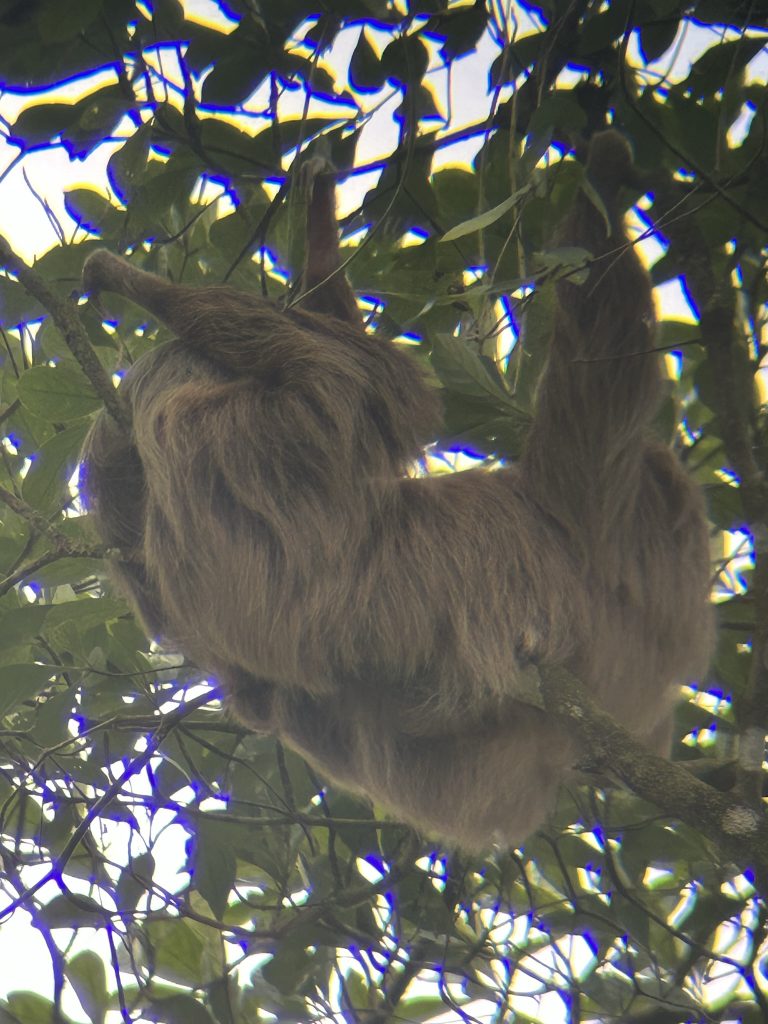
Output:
top-left (539, 666), bottom-right (768, 884)
top-left (0, 237), bottom-right (129, 430)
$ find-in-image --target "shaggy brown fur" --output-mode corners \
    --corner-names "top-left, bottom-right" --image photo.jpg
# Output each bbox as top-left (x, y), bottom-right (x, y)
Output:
top-left (80, 134), bottom-right (713, 850)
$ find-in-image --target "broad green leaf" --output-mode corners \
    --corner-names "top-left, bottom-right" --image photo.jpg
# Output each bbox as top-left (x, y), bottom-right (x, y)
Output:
top-left (193, 818), bottom-right (237, 919)
top-left (64, 951), bottom-right (107, 1024)
top-left (18, 364), bottom-right (101, 422)
top-left (639, 18), bottom-right (679, 62)
top-left (0, 604), bottom-right (50, 652)
top-left (349, 28), bottom-right (385, 92)
top-left (44, 596), bottom-right (129, 636)
top-left (22, 421), bottom-right (89, 513)
top-left (145, 919), bottom-right (206, 987)
top-left (261, 937), bottom-right (316, 996)
top-left (684, 38), bottom-right (766, 97)
top-left (431, 333), bottom-right (514, 401)
top-left (37, 0), bottom-right (102, 43)
top-left (201, 52), bottom-right (267, 106)
top-left (5, 993), bottom-right (58, 1024)
top-left (381, 34), bottom-right (429, 86)
top-left (577, 0), bottom-right (633, 55)
top-left (0, 277), bottom-right (46, 328)
top-left (37, 893), bottom-right (104, 927)
top-left (28, 557), bottom-right (105, 589)
top-left (11, 103), bottom-right (81, 146)
top-left (438, 2), bottom-right (488, 61)
top-left (490, 32), bottom-right (545, 85)
top-left (116, 852), bottom-right (156, 912)
top-left (108, 123), bottom-right (152, 203)
top-left (139, 0), bottom-right (186, 39)
top-left (64, 188), bottom-right (123, 236)
top-left (0, 664), bottom-right (56, 718)
top-left (658, 319), bottom-right (700, 348)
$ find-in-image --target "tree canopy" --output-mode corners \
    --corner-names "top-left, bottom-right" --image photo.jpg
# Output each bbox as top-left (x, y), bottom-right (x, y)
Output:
top-left (0, 1), bottom-right (767, 1022)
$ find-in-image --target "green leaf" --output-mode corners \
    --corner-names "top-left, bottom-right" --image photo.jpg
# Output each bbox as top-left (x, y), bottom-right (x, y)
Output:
top-left (29, 686), bottom-right (76, 748)
top-left (29, 558), bottom-right (106, 589)
top-left (64, 188), bottom-right (123, 236)
top-left (343, 971), bottom-right (372, 1013)
top-left (349, 28), bottom-right (385, 92)
top-left (11, 103), bottom-right (82, 146)
top-left (64, 87), bottom-right (134, 158)
top-left (431, 333), bottom-right (514, 401)
top-left (537, 245), bottom-right (592, 284)
top-left (18, 363), bottom-right (102, 422)
top-left (193, 818), bottom-right (236, 919)
top-left (0, 277), bottom-right (46, 328)
top-left (638, 18), bottom-right (679, 63)
top-left (657, 319), bottom-right (700, 348)
top-left (261, 937), bottom-right (315, 996)
top-left (146, 919), bottom-right (205, 987)
top-left (108, 123), bottom-right (152, 203)
top-left (399, 995), bottom-right (451, 1022)
top-left (577, 0), bottom-right (633, 56)
top-left (381, 35), bottom-right (429, 86)
top-left (683, 38), bottom-right (766, 97)
top-left (706, 483), bottom-right (744, 530)
top-left (432, 167), bottom-right (480, 231)
top-left (528, 91), bottom-right (587, 137)
top-left (37, 893), bottom-right (104, 927)
top-left (440, 186), bottom-right (530, 242)
top-left (198, 120), bottom-right (278, 177)
top-left (201, 52), bottom-right (267, 106)
top-left (510, 280), bottom-right (554, 404)
top-left (0, 604), bottom-right (50, 654)
top-left (667, 92), bottom-right (718, 170)
top-left (140, 0), bottom-right (186, 40)
top-left (490, 32), bottom-right (544, 85)
top-left (37, 0), bottom-right (102, 43)
top-left (117, 852), bottom-right (155, 912)
top-left (64, 951), bottom-right (107, 1024)
top-left (22, 422), bottom-right (89, 513)
top-left (437, 2), bottom-right (488, 62)
top-left (34, 241), bottom-right (103, 286)
top-left (0, 664), bottom-right (56, 718)
top-left (44, 596), bottom-right (128, 636)
top-left (5, 992), bottom-right (58, 1024)
top-left (439, 395), bottom-right (529, 458)
top-left (580, 177), bottom-right (611, 236)
top-left (127, 162), bottom-right (200, 233)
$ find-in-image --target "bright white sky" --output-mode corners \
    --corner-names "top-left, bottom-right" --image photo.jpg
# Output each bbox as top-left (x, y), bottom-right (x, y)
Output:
top-left (0, 2), bottom-right (766, 1020)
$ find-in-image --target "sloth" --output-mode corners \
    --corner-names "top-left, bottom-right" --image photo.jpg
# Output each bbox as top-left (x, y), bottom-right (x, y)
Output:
top-left (79, 132), bottom-right (713, 850)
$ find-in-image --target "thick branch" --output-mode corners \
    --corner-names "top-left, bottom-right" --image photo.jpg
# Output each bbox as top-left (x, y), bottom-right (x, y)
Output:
top-left (0, 237), bottom-right (129, 430)
top-left (540, 667), bottom-right (768, 883)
